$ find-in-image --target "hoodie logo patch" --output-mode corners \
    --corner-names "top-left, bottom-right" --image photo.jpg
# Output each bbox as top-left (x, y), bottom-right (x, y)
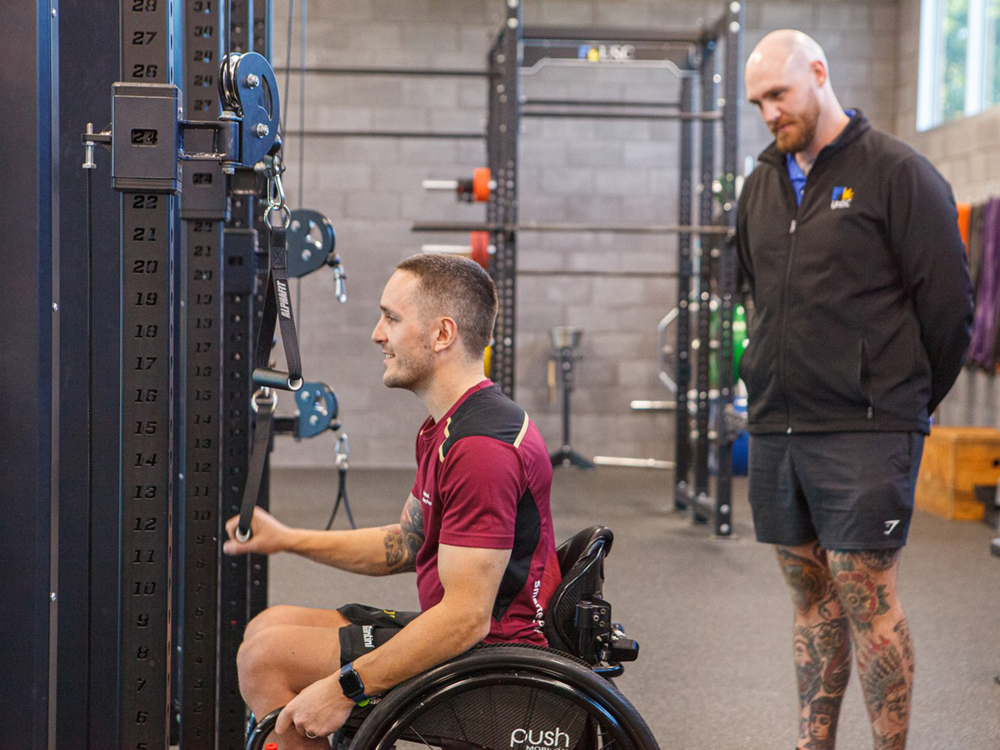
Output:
top-left (830, 186), bottom-right (854, 210)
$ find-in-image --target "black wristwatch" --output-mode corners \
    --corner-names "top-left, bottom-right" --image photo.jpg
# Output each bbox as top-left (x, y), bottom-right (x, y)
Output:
top-left (339, 662), bottom-right (370, 706)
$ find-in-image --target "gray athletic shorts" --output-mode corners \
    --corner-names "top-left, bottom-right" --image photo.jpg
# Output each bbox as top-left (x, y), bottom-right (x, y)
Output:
top-left (747, 431), bottom-right (924, 550)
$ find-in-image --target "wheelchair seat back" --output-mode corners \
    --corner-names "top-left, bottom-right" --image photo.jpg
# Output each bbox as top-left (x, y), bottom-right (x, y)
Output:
top-left (542, 525), bottom-right (614, 657)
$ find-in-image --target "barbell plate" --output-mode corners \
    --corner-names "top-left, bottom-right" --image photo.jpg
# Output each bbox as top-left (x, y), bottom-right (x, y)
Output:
top-left (469, 231), bottom-right (490, 269)
top-left (472, 167), bottom-right (492, 202)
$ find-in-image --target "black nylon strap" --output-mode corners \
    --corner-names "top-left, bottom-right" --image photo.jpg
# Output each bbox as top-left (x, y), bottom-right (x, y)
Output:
top-left (253, 224), bottom-right (303, 389)
top-left (240, 223), bottom-right (304, 541)
top-left (236, 395), bottom-right (275, 540)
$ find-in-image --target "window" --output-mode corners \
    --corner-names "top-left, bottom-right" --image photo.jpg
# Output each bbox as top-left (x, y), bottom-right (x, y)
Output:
top-left (918, 0), bottom-right (1000, 130)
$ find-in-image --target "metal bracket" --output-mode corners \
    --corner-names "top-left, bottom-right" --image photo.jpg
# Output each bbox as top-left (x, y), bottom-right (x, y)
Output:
top-left (111, 83), bottom-right (181, 192)
top-left (87, 54), bottom-right (281, 190)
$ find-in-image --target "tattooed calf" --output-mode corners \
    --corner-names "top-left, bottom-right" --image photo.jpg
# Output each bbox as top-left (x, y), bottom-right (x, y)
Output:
top-left (874, 730), bottom-right (906, 750)
top-left (805, 696), bottom-right (838, 750)
top-left (858, 636), bottom-right (908, 726)
top-left (893, 618), bottom-right (914, 674)
top-left (794, 619), bottom-right (851, 707)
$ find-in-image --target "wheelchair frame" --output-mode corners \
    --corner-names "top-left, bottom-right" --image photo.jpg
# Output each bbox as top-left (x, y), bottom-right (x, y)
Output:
top-left (245, 526), bottom-right (658, 749)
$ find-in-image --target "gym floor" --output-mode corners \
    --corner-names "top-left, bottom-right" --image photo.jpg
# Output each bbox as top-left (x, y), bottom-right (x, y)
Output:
top-left (266, 465), bottom-right (1000, 749)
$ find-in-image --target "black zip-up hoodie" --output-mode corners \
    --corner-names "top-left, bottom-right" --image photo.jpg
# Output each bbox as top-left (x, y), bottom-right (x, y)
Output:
top-left (736, 111), bottom-right (973, 435)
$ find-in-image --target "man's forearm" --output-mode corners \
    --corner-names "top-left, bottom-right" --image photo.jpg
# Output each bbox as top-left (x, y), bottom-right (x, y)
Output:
top-left (284, 524), bottom-right (415, 576)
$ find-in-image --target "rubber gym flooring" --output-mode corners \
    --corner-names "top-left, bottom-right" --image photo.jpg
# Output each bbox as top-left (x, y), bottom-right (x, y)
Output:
top-left (267, 466), bottom-right (1000, 749)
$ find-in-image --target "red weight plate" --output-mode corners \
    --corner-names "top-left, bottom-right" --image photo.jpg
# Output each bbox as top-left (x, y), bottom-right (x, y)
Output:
top-left (470, 231), bottom-right (490, 269)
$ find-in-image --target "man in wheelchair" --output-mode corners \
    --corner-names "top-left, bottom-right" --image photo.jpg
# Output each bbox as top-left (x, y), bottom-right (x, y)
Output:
top-left (225, 254), bottom-right (564, 747)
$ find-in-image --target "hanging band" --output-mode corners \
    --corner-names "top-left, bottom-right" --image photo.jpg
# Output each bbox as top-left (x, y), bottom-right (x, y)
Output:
top-left (235, 387), bottom-right (277, 542)
top-left (252, 219), bottom-right (303, 391)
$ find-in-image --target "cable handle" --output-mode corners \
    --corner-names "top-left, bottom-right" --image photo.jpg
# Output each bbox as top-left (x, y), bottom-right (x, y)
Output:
top-left (236, 388), bottom-right (278, 542)
top-left (253, 366), bottom-right (303, 391)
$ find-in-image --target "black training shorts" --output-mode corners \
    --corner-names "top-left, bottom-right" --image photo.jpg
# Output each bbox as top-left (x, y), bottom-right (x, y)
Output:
top-left (747, 431), bottom-right (924, 550)
top-left (337, 603), bottom-right (419, 665)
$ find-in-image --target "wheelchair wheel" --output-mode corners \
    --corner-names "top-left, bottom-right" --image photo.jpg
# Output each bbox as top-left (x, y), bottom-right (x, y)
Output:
top-left (346, 644), bottom-right (659, 749)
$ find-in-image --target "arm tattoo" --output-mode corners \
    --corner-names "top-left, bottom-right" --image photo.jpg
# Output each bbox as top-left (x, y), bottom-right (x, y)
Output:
top-left (382, 494), bottom-right (425, 573)
top-left (383, 527), bottom-right (407, 568)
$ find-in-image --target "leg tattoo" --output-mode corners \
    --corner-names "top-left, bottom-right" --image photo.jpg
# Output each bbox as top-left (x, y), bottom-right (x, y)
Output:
top-left (805, 696), bottom-right (839, 750)
top-left (858, 636), bottom-right (909, 726)
top-left (873, 731), bottom-right (907, 750)
top-left (778, 543), bottom-right (838, 615)
top-left (795, 619), bottom-right (852, 706)
top-left (829, 550), bottom-right (913, 750)
top-left (777, 545), bottom-right (850, 750)
top-left (893, 619), bottom-right (914, 674)
top-left (829, 554), bottom-right (893, 633)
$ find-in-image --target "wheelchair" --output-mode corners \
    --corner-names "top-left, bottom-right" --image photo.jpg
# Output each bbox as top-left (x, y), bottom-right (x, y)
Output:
top-left (246, 526), bottom-right (659, 749)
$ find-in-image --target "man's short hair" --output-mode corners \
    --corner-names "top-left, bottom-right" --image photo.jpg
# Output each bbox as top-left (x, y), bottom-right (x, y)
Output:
top-left (396, 253), bottom-right (498, 357)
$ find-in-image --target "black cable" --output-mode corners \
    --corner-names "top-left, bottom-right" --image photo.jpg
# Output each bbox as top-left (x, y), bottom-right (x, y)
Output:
top-left (295, 0), bottom-right (307, 328)
top-left (279, 0), bottom-right (294, 138)
top-left (85, 164), bottom-right (94, 750)
top-left (298, 0), bottom-right (306, 205)
top-left (224, 0), bottom-right (231, 57)
top-left (324, 464), bottom-right (355, 530)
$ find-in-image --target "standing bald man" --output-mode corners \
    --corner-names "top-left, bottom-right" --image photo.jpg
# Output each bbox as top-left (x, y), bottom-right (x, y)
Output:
top-left (736, 30), bottom-right (972, 750)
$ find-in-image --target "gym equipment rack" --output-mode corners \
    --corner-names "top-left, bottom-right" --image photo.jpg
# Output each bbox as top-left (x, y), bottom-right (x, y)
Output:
top-left (475, 2), bottom-right (745, 535)
top-left (0, 0), bottom-right (303, 747)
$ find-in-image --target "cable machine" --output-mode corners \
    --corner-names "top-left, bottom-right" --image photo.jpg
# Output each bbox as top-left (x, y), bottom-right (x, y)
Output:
top-left (0, 0), bottom-right (343, 746)
top-left (90, 0), bottom-right (285, 744)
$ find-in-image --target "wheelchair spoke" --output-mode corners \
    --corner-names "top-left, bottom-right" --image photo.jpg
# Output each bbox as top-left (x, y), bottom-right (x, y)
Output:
top-left (407, 726), bottom-right (434, 748)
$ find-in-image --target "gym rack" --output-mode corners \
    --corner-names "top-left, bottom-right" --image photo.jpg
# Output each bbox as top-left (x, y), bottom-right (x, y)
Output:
top-left (0, 0), bottom-right (311, 747)
top-left (464, 2), bottom-right (746, 534)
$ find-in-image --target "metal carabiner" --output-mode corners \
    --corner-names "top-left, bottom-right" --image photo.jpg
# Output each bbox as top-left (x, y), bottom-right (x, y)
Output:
top-left (335, 433), bottom-right (349, 471)
top-left (263, 203), bottom-right (291, 231)
top-left (267, 168), bottom-right (286, 209)
top-left (250, 386), bottom-right (278, 415)
top-left (263, 162), bottom-right (290, 230)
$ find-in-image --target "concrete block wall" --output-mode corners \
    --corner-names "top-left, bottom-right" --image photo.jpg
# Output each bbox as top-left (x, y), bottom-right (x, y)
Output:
top-left (892, 0), bottom-right (1000, 429)
top-left (269, 0), bottom-right (899, 469)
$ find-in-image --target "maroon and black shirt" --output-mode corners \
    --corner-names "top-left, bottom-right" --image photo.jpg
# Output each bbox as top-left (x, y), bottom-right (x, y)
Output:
top-left (411, 380), bottom-right (561, 645)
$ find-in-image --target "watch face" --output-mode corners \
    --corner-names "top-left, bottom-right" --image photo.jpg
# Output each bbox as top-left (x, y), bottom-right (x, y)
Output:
top-left (340, 668), bottom-right (365, 698)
